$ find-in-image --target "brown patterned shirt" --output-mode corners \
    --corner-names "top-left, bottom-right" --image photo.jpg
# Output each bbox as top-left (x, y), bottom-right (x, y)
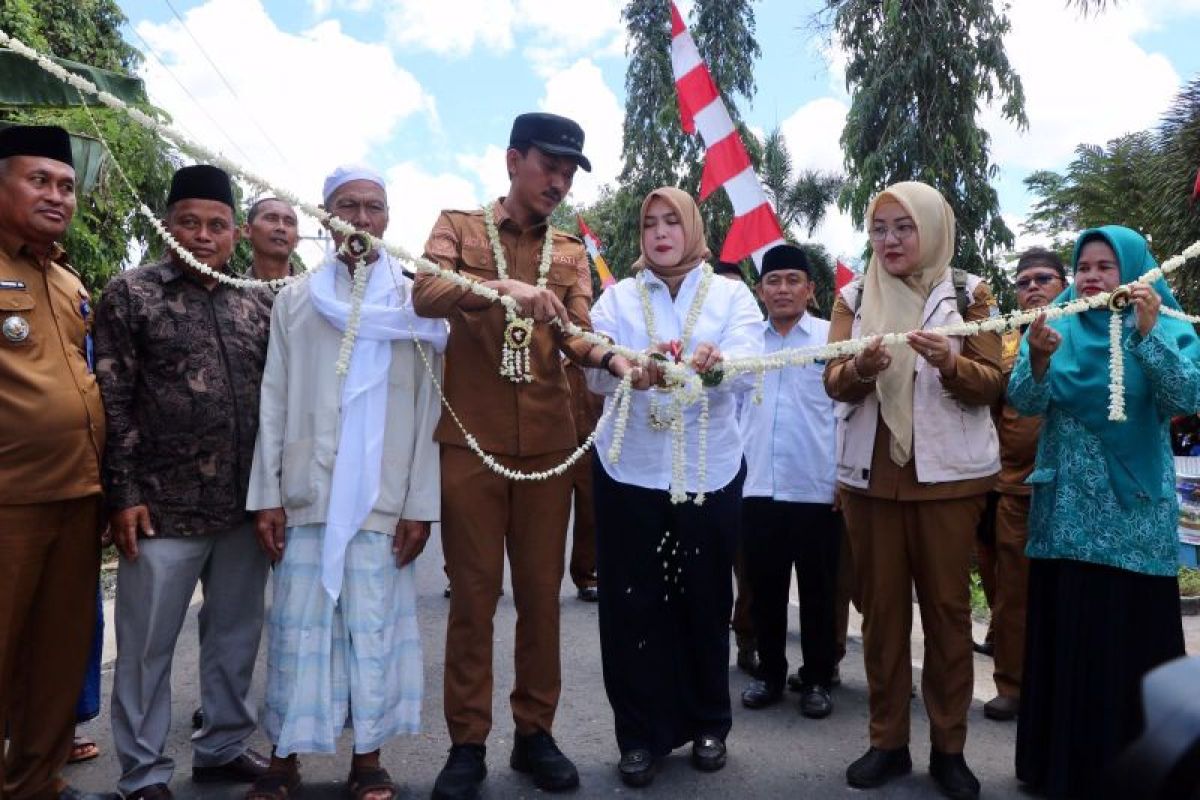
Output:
top-left (94, 260), bottom-right (272, 536)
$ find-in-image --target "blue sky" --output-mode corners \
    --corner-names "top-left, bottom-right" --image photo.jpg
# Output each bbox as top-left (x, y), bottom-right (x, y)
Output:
top-left (113, 0), bottom-right (1200, 267)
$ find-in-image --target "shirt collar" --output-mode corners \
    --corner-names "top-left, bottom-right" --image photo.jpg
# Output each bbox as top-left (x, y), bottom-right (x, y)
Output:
top-left (766, 312), bottom-right (811, 338)
top-left (492, 197), bottom-right (549, 235)
top-left (640, 262), bottom-right (706, 293)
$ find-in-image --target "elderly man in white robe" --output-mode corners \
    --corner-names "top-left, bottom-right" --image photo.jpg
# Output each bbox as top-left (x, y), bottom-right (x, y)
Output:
top-left (245, 165), bottom-right (447, 800)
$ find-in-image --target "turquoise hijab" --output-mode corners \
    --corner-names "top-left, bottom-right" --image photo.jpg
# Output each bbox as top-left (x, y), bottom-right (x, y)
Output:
top-left (1027, 225), bottom-right (1200, 508)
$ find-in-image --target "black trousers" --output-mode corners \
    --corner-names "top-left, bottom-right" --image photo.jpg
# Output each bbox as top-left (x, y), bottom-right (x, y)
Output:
top-left (594, 460), bottom-right (745, 757)
top-left (742, 497), bottom-right (841, 688)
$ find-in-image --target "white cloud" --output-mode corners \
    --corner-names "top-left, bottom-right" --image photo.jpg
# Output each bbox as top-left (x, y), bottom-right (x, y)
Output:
top-left (382, 0), bottom-right (517, 58)
top-left (135, 0), bottom-right (435, 269)
top-left (538, 58), bottom-right (624, 205)
top-left (516, 0), bottom-right (626, 75)
top-left (982, 0), bottom-right (1181, 174)
top-left (456, 145), bottom-right (511, 206)
top-left (383, 162), bottom-right (479, 253)
top-left (779, 97), bottom-right (849, 174)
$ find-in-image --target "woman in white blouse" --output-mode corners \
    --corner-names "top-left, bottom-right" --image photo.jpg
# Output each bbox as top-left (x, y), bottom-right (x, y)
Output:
top-left (585, 186), bottom-right (762, 788)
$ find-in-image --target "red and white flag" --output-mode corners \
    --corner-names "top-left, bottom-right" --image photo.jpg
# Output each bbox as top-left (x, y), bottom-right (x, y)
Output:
top-left (670, 1), bottom-right (784, 271)
top-left (835, 258), bottom-right (857, 291)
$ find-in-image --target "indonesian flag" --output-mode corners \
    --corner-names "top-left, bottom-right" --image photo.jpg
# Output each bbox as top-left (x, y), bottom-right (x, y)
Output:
top-left (577, 214), bottom-right (616, 290)
top-left (835, 258), bottom-right (857, 291)
top-left (670, 1), bottom-right (784, 271)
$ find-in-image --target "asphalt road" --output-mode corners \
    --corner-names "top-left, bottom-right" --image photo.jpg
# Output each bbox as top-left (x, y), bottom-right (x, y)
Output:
top-left (66, 525), bottom-right (1037, 800)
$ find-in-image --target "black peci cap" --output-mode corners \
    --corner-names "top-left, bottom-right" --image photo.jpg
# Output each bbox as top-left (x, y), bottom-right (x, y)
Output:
top-left (0, 124), bottom-right (74, 168)
top-left (761, 243), bottom-right (811, 277)
top-left (509, 112), bottom-right (591, 172)
top-left (167, 164), bottom-right (235, 209)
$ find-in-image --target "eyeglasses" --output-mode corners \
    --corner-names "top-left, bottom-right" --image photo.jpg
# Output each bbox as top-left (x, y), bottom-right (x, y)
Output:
top-left (1015, 273), bottom-right (1061, 291)
top-left (868, 223), bottom-right (916, 242)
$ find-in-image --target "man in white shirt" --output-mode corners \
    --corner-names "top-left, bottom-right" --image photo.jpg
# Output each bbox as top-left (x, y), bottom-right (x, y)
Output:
top-left (737, 243), bottom-right (841, 719)
top-left (245, 165), bottom-right (447, 800)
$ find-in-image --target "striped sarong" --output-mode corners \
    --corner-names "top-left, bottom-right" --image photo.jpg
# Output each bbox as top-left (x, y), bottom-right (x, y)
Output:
top-left (262, 525), bottom-right (421, 755)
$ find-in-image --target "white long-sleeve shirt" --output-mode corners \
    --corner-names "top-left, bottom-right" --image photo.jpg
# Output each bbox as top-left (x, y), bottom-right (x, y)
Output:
top-left (587, 265), bottom-right (764, 493)
top-left (739, 315), bottom-right (837, 503)
top-left (246, 263), bottom-right (443, 530)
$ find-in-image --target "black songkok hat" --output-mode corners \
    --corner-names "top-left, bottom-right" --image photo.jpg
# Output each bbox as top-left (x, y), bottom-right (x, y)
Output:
top-left (167, 164), bottom-right (235, 209)
top-left (761, 243), bottom-right (811, 278)
top-left (509, 112), bottom-right (591, 172)
top-left (0, 125), bottom-right (74, 168)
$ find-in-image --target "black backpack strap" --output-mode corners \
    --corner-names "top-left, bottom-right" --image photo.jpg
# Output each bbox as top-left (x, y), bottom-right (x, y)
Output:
top-left (851, 272), bottom-right (970, 317)
top-left (952, 268), bottom-right (970, 318)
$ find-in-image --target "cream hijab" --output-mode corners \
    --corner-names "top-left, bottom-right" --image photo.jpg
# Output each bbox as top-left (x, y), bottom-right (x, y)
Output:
top-left (632, 186), bottom-right (712, 279)
top-left (858, 181), bottom-right (956, 466)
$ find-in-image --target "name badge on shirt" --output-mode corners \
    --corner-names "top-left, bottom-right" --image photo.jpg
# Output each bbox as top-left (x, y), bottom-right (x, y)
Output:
top-left (0, 280), bottom-right (26, 290)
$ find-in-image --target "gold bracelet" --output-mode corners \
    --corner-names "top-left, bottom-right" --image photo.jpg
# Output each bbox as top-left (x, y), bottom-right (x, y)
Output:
top-left (848, 356), bottom-right (876, 384)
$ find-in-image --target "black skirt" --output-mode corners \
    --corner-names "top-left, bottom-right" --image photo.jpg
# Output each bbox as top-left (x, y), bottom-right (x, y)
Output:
top-left (593, 460), bottom-right (745, 758)
top-left (1016, 558), bottom-right (1185, 799)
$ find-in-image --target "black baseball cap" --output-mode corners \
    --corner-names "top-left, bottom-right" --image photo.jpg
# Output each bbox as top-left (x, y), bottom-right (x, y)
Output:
top-left (509, 112), bottom-right (591, 172)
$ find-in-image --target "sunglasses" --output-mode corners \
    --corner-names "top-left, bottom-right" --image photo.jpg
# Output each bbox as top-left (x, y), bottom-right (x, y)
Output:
top-left (1015, 273), bottom-right (1061, 291)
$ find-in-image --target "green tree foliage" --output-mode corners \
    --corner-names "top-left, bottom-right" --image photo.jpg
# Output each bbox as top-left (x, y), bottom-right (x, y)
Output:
top-left (1023, 77), bottom-right (1200, 309)
top-left (607, 0), bottom-right (761, 278)
top-left (760, 127), bottom-right (843, 238)
top-left (0, 0), bottom-right (176, 292)
top-left (1023, 134), bottom-right (1157, 242)
top-left (827, 0), bottom-right (1026, 307)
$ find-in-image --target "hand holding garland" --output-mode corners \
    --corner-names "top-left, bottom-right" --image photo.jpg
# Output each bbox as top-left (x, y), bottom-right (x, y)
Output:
top-left (1129, 283), bottom-right (1161, 338)
top-left (1026, 313), bottom-right (1062, 382)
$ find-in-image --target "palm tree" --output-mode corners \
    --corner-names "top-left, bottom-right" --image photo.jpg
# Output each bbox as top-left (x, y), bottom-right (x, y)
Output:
top-left (760, 127), bottom-right (844, 238)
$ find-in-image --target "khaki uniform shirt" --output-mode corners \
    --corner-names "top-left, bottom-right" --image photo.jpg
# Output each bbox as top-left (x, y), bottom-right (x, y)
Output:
top-left (0, 243), bottom-right (105, 504)
top-left (996, 329), bottom-right (1041, 495)
top-left (414, 202), bottom-right (593, 457)
top-left (825, 281), bottom-right (1002, 501)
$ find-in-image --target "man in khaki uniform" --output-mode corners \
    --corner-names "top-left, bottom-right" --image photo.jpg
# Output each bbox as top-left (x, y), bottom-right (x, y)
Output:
top-left (415, 112), bottom-right (632, 800)
top-left (563, 358), bottom-right (601, 601)
top-left (977, 248), bottom-right (1066, 721)
top-left (0, 125), bottom-right (108, 800)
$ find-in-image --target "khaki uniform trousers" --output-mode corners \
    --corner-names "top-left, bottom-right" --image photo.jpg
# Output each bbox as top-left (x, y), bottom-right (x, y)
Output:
top-left (567, 450), bottom-right (596, 591)
top-left (987, 494), bottom-right (1030, 698)
top-left (841, 492), bottom-right (984, 753)
top-left (0, 497), bottom-right (100, 800)
top-left (441, 444), bottom-right (573, 744)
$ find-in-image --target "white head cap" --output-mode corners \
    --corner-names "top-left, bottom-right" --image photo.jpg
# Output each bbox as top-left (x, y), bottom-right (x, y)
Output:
top-left (322, 164), bottom-right (386, 204)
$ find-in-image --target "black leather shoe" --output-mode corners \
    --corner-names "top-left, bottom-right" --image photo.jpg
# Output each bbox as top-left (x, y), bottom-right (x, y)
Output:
top-left (741, 679), bottom-right (783, 709)
top-left (191, 707), bottom-right (204, 730)
top-left (736, 648), bottom-right (759, 677)
top-left (432, 744), bottom-right (487, 800)
top-left (846, 745), bottom-right (912, 788)
top-left (510, 730), bottom-right (579, 792)
top-left (192, 749), bottom-right (269, 783)
top-left (789, 665), bottom-right (841, 691)
top-left (690, 735), bottom-right (726, 772)
top-left (929, 750), bottom-right (980, 800)
top-left (59, 787), bottom-right (123, 800)
top-left (577, 585), bottom-right (599, 602)
top-left (983, 694), bottom-right (1019, 721)
top-left (799, 684), bottom-right (833, 719)
top-left (971, 640), bottom-right (993, 657)
top-left (617, 749), bottom-right (657, 788)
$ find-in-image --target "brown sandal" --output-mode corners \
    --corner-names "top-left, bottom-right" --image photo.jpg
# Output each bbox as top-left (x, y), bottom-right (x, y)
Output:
top-left (245, 769), bottom-right (301, 800)
top-left (346, 766), bottom-right (395, 800)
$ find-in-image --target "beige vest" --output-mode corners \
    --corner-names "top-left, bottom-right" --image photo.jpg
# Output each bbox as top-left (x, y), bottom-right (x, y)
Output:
top-left (834, 275), bottom-right (1000, 489)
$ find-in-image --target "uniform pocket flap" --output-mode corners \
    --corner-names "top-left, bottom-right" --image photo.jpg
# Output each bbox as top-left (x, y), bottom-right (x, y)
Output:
top-left (0, 292), bottom-right (35, 312)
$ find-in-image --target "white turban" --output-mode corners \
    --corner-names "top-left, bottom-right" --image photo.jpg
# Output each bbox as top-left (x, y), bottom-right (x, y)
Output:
top-left (322, 164), bottom-right (386, 204)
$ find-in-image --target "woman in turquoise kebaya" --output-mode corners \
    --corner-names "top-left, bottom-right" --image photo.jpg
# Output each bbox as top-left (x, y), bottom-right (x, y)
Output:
top-left (1008, 225), bottom-right (1200, 798)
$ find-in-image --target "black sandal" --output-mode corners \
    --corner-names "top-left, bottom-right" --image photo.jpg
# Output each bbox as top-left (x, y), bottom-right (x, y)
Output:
top-left (346, 766), bottom-right (395, 800)
top-left (245, 769), bottom-right (301, 800)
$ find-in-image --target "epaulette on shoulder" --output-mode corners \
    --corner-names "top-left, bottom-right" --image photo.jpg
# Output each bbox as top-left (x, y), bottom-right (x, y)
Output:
top-left (551, 226), bottom-right (582, 244)
top-left (444, 207), bottom-right (485, 218)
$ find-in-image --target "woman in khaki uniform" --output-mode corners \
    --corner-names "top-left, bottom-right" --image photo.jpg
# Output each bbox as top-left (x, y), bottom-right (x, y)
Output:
top-left (823, 181), bottom-right (1002, 800)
